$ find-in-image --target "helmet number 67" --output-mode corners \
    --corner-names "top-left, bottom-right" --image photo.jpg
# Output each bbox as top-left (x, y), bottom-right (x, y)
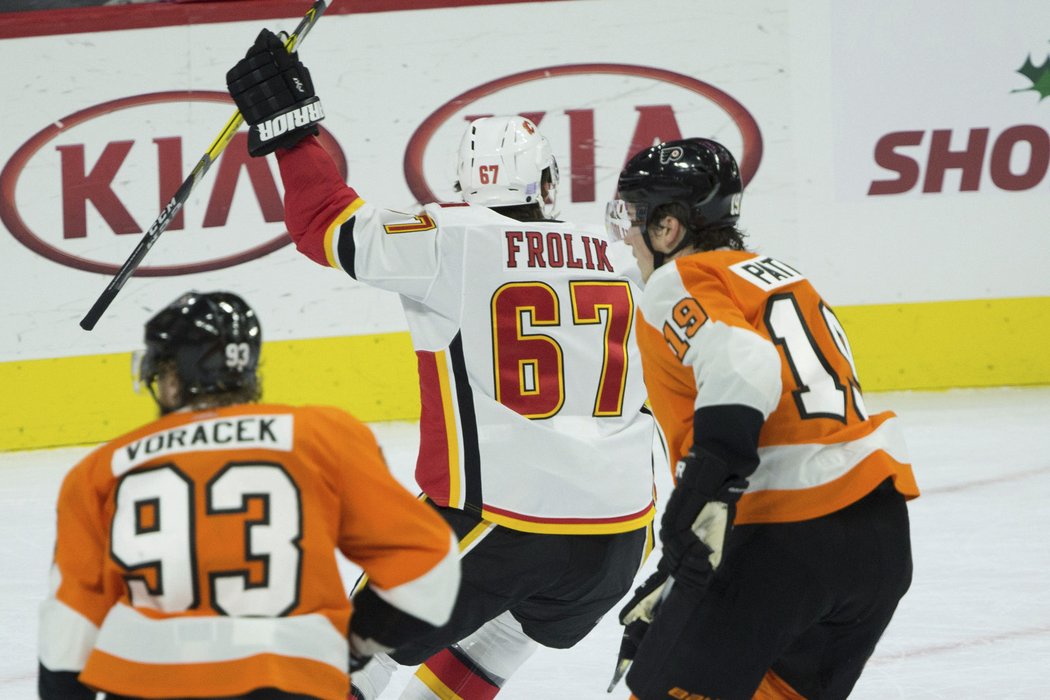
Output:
top-left (478, 165), bottom-right (500, 184)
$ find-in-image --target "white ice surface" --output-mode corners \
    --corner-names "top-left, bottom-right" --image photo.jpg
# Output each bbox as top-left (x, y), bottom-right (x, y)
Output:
top-left (2, 386), bottom-right (1049, 698)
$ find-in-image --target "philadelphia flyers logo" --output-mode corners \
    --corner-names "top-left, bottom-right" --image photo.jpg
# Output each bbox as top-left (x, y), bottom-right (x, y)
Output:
top-left (659, 145), bottom-right (684, 164)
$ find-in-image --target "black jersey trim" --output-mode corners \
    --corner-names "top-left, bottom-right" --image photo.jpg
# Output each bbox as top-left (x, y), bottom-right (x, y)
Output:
top-left (449, 333), bottom-right (483, 513)
top-left (448, 643), bottom-right (504, 687)
top-left (336, 217), bottom-right (357, 279)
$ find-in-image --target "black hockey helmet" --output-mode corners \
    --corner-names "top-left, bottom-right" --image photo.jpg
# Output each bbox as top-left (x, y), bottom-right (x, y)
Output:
top-left (613, 137), bottom-right (742, 246)
top-left (139, 291), bottom-right (261, 406)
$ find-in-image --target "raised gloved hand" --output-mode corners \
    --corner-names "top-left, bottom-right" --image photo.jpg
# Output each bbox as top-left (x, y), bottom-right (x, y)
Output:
top-left (226, 28), bottom-right (324, 156)
top-left (658, 448), bottom-right (747, 589)
top-left (607, 569), bottom-right (669, 691)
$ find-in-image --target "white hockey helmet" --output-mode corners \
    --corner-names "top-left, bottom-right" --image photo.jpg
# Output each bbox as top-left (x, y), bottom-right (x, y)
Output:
top-left (456, 116), bottom-right (560, 209)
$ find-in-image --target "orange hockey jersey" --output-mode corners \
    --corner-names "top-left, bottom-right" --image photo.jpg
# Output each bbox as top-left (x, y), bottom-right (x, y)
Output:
top-left (636, 250), bottom-right (919, 524)
top-left (38, 403), bottom-right (458, 700)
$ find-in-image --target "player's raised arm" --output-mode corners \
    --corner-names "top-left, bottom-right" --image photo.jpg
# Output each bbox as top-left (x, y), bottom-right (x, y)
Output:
top-left (227, 32), bottom-right (442, 300)
top-left (227, 28), bottom-right (356, 269)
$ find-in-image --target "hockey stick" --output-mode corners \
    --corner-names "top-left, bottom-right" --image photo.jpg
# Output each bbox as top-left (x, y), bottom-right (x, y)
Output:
top-left (79, 0), bottom-right (330, 331)
top-left (607, 575), bottom-right (676, 692)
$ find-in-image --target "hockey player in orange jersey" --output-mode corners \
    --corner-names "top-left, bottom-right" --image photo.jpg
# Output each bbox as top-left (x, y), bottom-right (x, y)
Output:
top-left (605, 139), bottom-right (920, 700)
top-left (37, 291), bottom-right (460, 700)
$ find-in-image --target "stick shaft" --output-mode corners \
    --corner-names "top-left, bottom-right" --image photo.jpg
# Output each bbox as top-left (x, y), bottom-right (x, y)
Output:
top-left (80, 0), bottom-right (329, 331)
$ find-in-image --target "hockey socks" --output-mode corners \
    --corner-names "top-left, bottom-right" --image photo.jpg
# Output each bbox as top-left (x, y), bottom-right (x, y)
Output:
top-left (411, 646), bottom-right (502, 699)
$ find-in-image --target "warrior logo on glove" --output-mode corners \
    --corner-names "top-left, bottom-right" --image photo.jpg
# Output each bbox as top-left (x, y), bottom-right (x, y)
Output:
top-left (256, 100), bottom-right (325, 143)
top-left (226, 28), bottom-right (325, 157)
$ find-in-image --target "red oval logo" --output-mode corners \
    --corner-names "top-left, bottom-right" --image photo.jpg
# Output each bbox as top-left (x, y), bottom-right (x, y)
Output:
top-left (404, 64), bottom-right (762, 211)
top-left (0, 91), bottom-right (346, 276)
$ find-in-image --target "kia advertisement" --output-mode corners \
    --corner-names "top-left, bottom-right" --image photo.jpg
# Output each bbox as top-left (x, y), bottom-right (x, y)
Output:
top-left (5, 0), bottom-right (1045, 365)
top-left (0, 92), bottom-right (348, 276)
top-left (402, 63), bottom-right (763, 210)
top-left (0, 1), bottom-right (790, 362)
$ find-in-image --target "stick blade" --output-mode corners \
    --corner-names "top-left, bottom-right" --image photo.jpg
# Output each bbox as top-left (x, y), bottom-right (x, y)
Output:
top-left (607, 659), bottom-right (631, 693)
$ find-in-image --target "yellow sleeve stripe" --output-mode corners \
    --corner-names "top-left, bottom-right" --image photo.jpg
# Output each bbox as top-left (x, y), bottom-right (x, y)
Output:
top-left (457, 521), bottom-right (496, 553)
top-left (415, 664), bottom-right (465, 700)
top-left (434, 351), bottom-right (462, 509)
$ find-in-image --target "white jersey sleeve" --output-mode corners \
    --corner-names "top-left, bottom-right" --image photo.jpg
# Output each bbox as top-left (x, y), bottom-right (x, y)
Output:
top-left (341, 203), bottom-right (442, 302)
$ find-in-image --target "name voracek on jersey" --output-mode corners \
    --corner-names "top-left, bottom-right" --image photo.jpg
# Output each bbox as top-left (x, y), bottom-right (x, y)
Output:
top-left (112, 414), bottom-right (294, 474)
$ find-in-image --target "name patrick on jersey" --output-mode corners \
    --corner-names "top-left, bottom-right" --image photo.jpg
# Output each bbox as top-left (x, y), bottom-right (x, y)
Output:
top-left (111, 415), bottom-right (294, 475)
top-left (504, 230), bottom-right (614, 272)
top-left (729, 256), bottom-right (805, 291)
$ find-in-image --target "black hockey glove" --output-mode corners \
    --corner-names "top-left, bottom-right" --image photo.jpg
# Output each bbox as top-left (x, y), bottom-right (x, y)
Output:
top-left (348, 644), bottom-right (373, 674)
top-left (226, 28), bottom-right (324, 157)
top-left (607, 569), bottom-right (669, 691)
top-left (347, 584), bottom-right (436, 670)
top-left (657, 448), bottom-right (747, 590)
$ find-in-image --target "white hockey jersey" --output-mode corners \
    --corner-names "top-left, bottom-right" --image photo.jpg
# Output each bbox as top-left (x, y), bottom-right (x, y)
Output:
top-left (278, 137), bottom-right (656, 534)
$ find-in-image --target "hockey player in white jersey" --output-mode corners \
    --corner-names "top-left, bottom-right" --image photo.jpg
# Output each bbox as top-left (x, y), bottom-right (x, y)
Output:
top-left (226, 30), bottom-right (656, 699)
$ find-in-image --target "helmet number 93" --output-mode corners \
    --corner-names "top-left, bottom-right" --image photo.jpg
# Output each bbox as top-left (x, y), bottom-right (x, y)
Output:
top-left (225, 342), bottom-right (252, 371)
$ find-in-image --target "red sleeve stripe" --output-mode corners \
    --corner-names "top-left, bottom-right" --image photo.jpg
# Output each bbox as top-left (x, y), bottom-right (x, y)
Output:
top-left (479, 502), bottom-right (656, 534)
top-left (415, 350), bottom-right (460, 507)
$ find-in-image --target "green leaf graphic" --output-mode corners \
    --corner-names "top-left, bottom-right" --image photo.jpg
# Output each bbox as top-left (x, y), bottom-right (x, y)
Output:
top-left (1014, 54), bottom-right (1050, 101)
